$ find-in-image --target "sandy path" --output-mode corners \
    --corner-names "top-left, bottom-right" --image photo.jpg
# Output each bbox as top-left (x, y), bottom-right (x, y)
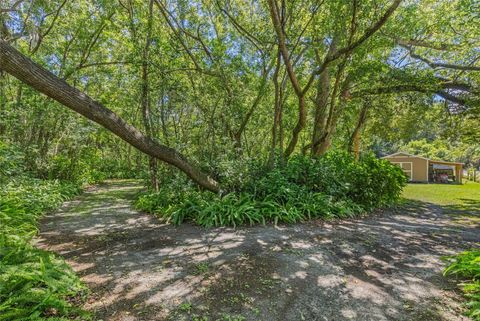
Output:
top-left (37, 180), bottom-right (479, 321)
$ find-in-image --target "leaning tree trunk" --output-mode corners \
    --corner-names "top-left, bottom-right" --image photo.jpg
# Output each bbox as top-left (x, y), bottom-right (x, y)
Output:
top-left (0, 40), bottom-right (220, 193)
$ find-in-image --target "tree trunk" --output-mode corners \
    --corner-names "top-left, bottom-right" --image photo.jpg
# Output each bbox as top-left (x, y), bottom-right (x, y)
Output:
top-left (311, 40), bottom-right (337, 156)
top-left (141, 0), bottom-right (159, 191)
top-left (311, 67), bottom-right (330, 155)
top-left (234, 64), bottom-right (272, 152)
top-left (284, 95), bottom-right (306, 158)
top-left (0, 40), bottom-right (220, 192)
top-left (313, 65), bottom-right (349, 157)
top-left (270, 51), bottom-right (282, 165)
top-left (348, 101), bottom-right (369, 160)
top-left (268, 0), bottom-right (307, 159)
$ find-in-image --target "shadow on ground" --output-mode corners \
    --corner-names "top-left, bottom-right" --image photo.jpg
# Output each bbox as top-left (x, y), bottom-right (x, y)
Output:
top-left (36, 181), bottom-right (480, 321)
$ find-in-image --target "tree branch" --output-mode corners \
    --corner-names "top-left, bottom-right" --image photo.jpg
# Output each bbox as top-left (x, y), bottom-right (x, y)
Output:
top-left (395, 38), bottom-right (455, 51)
top-left (267, 0), bottom-right (303, 96)
top-left (0, 0), bottom-right (25, 13)
top-left (316, 0), bottom-right (402, 75)
top-left (216, 1), bottom-right (265, 52)
top-left (404, 45), bottom-right (480, 71)
top-left (0, 40), bottom-right (220, 192)
top-left (352, 84), bottom-right (469, 106)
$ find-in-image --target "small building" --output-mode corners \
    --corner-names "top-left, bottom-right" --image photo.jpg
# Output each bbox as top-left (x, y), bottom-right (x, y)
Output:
top-left (382, 152), bottom-right (463, 184)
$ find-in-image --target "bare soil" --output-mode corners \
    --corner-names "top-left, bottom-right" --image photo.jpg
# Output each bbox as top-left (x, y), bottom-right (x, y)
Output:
top-left (36, 180), bottom-right (480, 321)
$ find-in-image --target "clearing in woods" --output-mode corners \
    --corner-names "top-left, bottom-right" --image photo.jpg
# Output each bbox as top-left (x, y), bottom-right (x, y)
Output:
top-left (36, 180), bottom-right (480, 321)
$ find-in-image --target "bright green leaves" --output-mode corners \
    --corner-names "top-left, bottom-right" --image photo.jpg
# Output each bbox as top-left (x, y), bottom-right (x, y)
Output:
top-left (0, 178), bottom-right (87, 320)
top-left (135, 151), bottom-right (406, 227)
top-left (444, 250), bottom-right (480, 320)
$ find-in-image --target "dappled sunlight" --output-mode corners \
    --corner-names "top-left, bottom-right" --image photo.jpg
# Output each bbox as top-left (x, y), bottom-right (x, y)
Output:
top-left (35, 182), bottom-right (479, 321)
top-left (316, 274), bottom-right (343, 288)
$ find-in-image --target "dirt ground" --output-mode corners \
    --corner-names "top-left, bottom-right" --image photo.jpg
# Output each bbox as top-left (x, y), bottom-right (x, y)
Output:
top-left (36, 180), bottom-right (480, 321)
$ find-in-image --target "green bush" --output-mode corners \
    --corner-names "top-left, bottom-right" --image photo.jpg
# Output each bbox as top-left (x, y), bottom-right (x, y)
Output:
top-left (255, 152), bottom-right (406, 209)
top-left (444, 250), bottom-right (480, 320)
top-left (0, 239), bottom-right (89, 321)
top-left (46, 153), bottom-right (124, 185)
top-left (1, 140), bottom-right (141, 186)
top-left (0, 178), bottom-right (88, 321)
top-left (0, 141), bottom-right (26, 184)
top-left (135, 151), bottom-right (407, 227)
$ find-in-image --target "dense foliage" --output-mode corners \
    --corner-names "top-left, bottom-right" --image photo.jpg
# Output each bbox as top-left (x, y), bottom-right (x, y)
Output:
top-left (0, 143), bottom-right (88, 321)
top-left (0, 0), bottom-right (478, 319)
top-left (366, 102), bottom-right (480, 168)
top-left (1, 0), bottom-right (479, 191)
top-left (135, 152), bottom-right (407, 227)
top-left (444, 250), bottom-right (480, 320)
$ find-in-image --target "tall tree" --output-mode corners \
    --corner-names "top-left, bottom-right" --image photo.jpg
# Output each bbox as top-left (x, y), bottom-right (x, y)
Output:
top-left (0, 40), bottom-right (220, 192)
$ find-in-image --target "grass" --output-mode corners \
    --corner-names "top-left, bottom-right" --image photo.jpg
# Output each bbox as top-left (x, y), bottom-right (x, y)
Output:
top-left (402, 181), bottom-right (480, 206)
top-left (402, 181), bottom-right (480, 320)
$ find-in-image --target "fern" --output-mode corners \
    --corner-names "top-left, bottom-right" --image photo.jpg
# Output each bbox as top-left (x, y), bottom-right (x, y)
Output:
top-left (444, 250), bottom-right (480, 320)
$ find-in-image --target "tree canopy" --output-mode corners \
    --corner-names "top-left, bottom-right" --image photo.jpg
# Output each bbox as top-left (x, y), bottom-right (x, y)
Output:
top-left (1, 0), bottom-right (479, 188)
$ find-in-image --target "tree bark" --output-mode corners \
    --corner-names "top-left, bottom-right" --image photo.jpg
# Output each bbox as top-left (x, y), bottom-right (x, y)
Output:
top-left (311, 62), bottom-right (331, 155)
top-left (270, 50), bottom-right (282, 165)
top-left (311, 39), bottom-right (337, 156)
top-left (141, 0), bottom-right (159, 191)
top-left (348, 101), bottom-right (369, 160)
top-left (268, 0), bottom-right (308, 158)
top-left (0, 40), bottom-right (220, 192)
top-left (312, 62), bottom-right (349, 156)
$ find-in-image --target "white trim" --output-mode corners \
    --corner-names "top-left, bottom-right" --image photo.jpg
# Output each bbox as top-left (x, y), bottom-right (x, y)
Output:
top-left (382, 152), bottom-right (464, 165)
top-left (391, 162), bottom-right (413, 181)
top-left (382, 152), bottom-right (430, 161)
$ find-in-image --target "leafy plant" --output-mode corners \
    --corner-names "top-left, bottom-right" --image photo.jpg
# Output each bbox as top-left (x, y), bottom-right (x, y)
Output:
top-left (444, 250), bottom-right (480, 320)
top-left (0, 145), bottom-right (89, 321)
top-left (135, 151), bottom-right (406, 227)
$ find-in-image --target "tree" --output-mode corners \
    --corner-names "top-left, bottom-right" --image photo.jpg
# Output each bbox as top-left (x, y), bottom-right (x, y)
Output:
top-left (1, 0), bottom-right (478, 190)
top-left (0, 40), bottom-right (220, 192)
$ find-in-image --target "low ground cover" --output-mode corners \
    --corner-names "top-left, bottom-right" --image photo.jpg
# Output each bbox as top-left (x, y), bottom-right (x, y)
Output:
top-left (444, 250), bottom-right (480, 321)
top-left (402, 182), bottom-right (480, 206)
top-left (0, 143), bottom-right (89, 321)
top-left (135, 152), bottom-right (407, 227)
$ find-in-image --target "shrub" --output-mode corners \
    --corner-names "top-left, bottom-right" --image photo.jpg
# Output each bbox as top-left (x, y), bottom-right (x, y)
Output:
top-left (0, 141), bottom-right (26, 183)
top-left (0, 178), bottom-right (88, 321)
top-left (1, 140), bottom-right (141, 186)
top-left (135, 151), bottom-right (407, 227)
top-left (444, 250), bottom-right (480, 320)
top-left (244, 151), bottom-right (406, 210)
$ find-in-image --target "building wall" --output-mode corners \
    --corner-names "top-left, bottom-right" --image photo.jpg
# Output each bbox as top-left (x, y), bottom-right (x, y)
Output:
top-left (384, 156), bottom-right (429, 182)
top-left (455, 164), bottom-right (463, 183)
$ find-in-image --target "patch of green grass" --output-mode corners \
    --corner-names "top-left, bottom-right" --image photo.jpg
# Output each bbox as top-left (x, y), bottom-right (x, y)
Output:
top-left (178, 302), bottom-right (193, 313)
top-left (402, 182), bottom-right (480, 225)
top-left (402, 182), bottom-right (480, 206)
top-left (193, 262), bottom-right (210, 275)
